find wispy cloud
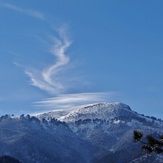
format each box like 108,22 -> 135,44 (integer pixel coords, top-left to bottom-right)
34,92 -> 116,110
25,27 -> 71,95
13,24 -> 117,111
24,28 -> 118,112
3,3 -> 44,20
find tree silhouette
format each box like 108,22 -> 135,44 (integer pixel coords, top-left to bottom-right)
0,155 -> 21,163
133,130 -> 163,154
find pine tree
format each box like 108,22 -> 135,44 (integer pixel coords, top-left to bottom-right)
133,130 -> 163,154
0,155 -> 21,163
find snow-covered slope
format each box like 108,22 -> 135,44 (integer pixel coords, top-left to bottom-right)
0,102 -> 162,163
38,102 -> 156,122
38,102 -> 163,163
0,115 -> 95,163
38,102 -> 133,121
59,102 -> 134,122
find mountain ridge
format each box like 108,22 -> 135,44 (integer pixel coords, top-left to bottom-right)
0,102 -> 162,163
37,102 -> 162,125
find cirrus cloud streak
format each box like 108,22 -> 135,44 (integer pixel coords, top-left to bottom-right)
3,3 -> 45,20
34,92 -> 117,110
25,28 -> 71,95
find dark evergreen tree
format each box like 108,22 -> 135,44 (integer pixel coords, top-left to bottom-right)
133,130 -> 163,154
0,155 -> 21,163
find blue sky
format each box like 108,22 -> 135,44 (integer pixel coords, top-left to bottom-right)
0,0 -> 163,118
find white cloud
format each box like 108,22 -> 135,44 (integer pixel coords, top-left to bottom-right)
25,27 -> 71,95
34,92 -> 116,110
3,3 -> 44,20
12,25 -> 117,111
23,28 -> 118,111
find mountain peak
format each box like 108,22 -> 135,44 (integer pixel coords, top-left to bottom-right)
81,102 -> 131,110
37,102 -> 134,123
58,102 -> 133,122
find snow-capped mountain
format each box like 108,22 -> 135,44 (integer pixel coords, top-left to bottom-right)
38,102 -> 131,120
58,102 -> 133,122
38,102 -> 155,123
0,102 -> 162,163
38,102 -> 163,163
0,115 -> 95,163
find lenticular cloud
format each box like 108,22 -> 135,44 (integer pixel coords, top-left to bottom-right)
34,92 -> 111,110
